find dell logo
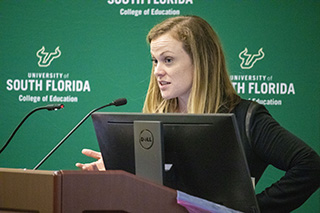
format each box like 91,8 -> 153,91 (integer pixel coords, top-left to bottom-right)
139,129 -> 154,150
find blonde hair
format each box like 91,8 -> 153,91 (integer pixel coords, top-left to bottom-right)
143,15 -> 240,113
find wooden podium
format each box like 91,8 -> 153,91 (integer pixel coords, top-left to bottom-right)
0,168 -> 188,213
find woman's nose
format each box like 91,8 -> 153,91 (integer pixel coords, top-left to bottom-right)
154,63 -> 165,77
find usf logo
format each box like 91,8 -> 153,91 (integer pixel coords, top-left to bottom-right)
36,46 -> 61,67
239,48 -> 265,69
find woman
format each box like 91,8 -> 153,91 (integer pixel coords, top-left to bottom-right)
76,16 -> 320,212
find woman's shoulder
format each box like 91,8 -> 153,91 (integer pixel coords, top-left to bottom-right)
233,99 -> 269,114
233,99 -> 255,115
232,99 -> 271,130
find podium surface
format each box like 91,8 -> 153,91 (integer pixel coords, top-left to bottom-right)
0,168 -> 187,213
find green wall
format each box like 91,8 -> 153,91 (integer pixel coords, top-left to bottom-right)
1,1 -> 319,212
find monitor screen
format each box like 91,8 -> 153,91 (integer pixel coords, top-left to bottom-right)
91,112 -> 259,212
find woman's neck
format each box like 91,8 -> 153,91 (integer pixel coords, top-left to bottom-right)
178,98 -> 188,113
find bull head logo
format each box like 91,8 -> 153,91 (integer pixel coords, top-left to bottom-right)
239,48 -> 265,69
36,46 -> 61,67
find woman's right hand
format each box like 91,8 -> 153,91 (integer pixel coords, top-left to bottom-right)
75,149 -> 106,171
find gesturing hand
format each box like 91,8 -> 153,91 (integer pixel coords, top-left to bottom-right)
76,149 -> 106,171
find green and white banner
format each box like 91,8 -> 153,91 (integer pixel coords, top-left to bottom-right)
1,1 -> 319,212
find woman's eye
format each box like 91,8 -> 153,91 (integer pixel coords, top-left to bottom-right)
151,58 -> 158,65
165,58 -> 173,63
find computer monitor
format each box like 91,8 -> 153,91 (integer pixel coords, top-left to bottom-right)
91,112 -> 259,213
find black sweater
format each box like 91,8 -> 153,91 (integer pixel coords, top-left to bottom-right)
233,99 -> 320,212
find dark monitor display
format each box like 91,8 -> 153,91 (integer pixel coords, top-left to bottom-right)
91,112 -> 259,213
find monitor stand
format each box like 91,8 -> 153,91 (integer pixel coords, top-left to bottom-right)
134,120 -> 164,185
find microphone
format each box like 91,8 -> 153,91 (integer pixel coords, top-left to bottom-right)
45,104 -> 65,111
33,98 -> 127,170
112,98 -> 127,106
0,104 -> 64,154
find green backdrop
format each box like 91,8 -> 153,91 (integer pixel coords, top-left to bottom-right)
1,1 -> 319,212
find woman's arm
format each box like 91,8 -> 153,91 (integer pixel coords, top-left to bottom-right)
249,105 -> 320,212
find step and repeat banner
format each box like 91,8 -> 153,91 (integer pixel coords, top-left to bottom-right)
1,1 -> 319,211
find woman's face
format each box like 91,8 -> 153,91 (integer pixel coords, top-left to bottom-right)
150,33 -> 194,105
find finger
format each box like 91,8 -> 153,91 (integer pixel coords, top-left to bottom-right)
75,163 -> 84,168
75,162 -> 98,171
81,149 -> 102,160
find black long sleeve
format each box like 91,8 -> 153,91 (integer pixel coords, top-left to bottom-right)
244,102 -> 320,212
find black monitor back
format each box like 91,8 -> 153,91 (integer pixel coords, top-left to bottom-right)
92,112 -> 259,213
